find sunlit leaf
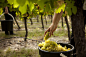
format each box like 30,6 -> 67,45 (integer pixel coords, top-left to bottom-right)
55,3 -> 66,13
13,0 -> 19,8
28,2 -> 34,12
7,0 -> 14,4
19,4 -> 27,14
16,0 -> 26,6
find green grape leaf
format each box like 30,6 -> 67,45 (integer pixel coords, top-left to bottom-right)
55,3 -> 66,13
28,0 -> 37,3
16,0 -> 26,6
19,4 -> 27,14
72,6 -> 77,15
13,0 -> 19,8
44,4 -> 50,12
67,8 -> 72,16
55,8 -> 61,13
37,0 -> 47,9
49,0 -> 54,8
0,0 -> 5,3
7,0 -> 14,4
37,2 -> 44,9
28,2 -> 34,12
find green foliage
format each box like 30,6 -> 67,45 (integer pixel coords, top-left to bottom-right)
72,6 -> 77,14
37,0 -> 45,9
19,2 -> 27,14
0,8 -> 3,15
28,1 -> 34,12
7,0 -> 19,8
49,0 -> 54,8
44,3 -> 50,12
6,0 -> 77,16
7,0 -> 14,4
55,3 -> 66,13
16,0 -> 26,6
65,0 -> 77,16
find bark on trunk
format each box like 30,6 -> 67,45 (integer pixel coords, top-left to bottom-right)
41,15 -> 44,29
24,17 -> 28,41
72,0 -> 86,57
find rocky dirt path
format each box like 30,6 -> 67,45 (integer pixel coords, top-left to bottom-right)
0,36 -> 69,51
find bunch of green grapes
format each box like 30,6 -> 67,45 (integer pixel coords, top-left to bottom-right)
44,32 -> 50,40
38,40 -> 71,52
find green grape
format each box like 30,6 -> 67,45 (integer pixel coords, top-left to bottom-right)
38,40 -> 71,52
38,43 -> 43,47
38,42 -> 45,47
41,47 -> 45,50
44,32 -> 50,40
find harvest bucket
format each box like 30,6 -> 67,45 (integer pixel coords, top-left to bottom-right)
0,13 -> 14,31
1,20 -> 13,31
38,43 -> 74,57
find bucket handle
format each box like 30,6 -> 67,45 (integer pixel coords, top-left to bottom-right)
0,13 -> 14,21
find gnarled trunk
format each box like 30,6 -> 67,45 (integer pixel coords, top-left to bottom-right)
72,0 -> 86,57
41,15 -> 44,29
24,17 -> 28,41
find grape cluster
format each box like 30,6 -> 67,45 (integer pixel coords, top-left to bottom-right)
38,40 -> 71,52
44,32 -> 50,40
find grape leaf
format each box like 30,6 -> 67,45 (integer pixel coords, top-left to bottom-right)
49,0 -> 54,8
28,2 -> 34,12
67,8 -> 72,16
19,4 -> 27,14
28,0 -> 38,3
44,4 -> 50,12
16,0 -> 26,6
72,6 -> 77,15
7,0 -> 14,4
55,3 -> 66,13
37,0 -> 48,9
13,0 -> 19,8
37,1 -> 44,9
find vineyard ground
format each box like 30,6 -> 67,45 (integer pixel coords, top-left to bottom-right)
0,16 -> 72,57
